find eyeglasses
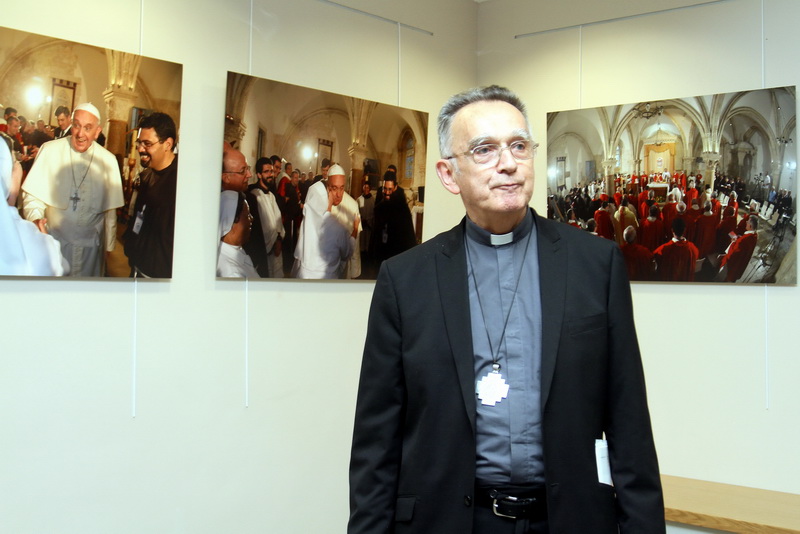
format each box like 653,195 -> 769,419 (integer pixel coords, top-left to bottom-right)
445,140 -> 538,165
135,139 -> 163,149
223,166 -> 251,175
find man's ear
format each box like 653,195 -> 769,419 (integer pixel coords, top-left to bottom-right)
436,159 -> 460,196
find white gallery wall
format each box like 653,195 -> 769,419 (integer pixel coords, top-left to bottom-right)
0,1 -> 797,533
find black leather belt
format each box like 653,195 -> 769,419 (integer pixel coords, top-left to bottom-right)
475,486 -> 547,520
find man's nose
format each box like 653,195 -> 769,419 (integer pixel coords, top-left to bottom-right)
496,145 -> 518,172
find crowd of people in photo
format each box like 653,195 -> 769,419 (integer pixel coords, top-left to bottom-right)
2,94 -> 421,280
2,98 -> 179,278
218,144 -> 418,280
548,170 -> 795,283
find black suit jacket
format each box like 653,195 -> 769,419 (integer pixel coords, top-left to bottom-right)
348,210 -> 664,533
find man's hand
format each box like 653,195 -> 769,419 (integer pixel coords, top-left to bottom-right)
352,216 -> 361,239
33,218 -> 48,234
273,239 -> 282,257
328,188 -> 336,212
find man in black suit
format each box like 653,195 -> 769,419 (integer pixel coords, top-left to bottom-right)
349,86 -> 664,533
53,106 -> 72,139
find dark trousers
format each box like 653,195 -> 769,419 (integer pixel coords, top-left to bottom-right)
473,504 -> 549,534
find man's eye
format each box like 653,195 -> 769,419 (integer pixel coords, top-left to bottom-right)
472,145 -> 496,157
510,141 -> 528,152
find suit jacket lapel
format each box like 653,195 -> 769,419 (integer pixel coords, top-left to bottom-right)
436,220 -> 477,435
536,214 -> 566,409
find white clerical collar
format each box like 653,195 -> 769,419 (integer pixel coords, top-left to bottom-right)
491,232 -> 514,246
465,209 -> 534,247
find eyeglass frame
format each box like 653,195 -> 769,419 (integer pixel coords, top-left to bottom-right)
222,165 -> 251,175
444,139 -> 539,166
135,139 -> 165,150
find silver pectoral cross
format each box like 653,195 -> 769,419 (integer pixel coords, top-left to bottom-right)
69,191 -> 80,211
476,363 -> 510,406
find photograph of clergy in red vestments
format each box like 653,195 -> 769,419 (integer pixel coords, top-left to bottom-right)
545,86 -> 797,285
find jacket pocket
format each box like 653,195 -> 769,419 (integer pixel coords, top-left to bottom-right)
394,495 -> 417,522
567,312 -> 607,335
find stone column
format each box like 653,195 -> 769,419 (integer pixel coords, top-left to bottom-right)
223,72 -> 254,148
223,114 -> 246,147
682,157 -> 694,174
344,97 -> 377,197
701,151 -> 721,191
102,50 -> 142,166
602,158 -> 616,197
348,144 -> 369,195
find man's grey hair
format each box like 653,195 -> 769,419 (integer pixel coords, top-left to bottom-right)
437,85 -> 529,157
623,225 -> 637,244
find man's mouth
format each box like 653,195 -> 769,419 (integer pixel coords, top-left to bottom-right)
494,182 -> 523,190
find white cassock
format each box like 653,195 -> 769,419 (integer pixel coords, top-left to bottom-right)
331,192 -> 362,279
251,187 -> 285,278
293,181 -> 355,279
217,242 -> 259,278
21,137 -> 123,276
0,142 -> 68,276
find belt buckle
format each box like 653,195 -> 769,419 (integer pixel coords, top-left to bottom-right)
492,494 -> 519,519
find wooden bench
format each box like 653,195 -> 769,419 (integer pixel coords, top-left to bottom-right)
662,475 -> 800,533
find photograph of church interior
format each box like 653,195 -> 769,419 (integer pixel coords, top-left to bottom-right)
221,73 -> 427,279
1,0 -> 798,533
0,24 -> 182,278
546,87 -> 796,284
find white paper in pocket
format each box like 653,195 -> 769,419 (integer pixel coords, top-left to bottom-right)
595,439 -> 613,486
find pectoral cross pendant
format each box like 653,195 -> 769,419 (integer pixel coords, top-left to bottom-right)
70,191 -> 80,211
476,363 -> 509,406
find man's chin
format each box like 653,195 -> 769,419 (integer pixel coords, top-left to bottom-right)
73,142 -> 91,153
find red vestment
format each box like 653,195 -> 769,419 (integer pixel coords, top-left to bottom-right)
661,202 -> 678,241
639,217 -> 666,252
694,214 -> 717,258
685,188 -> 699,207
638,190 -> 649,212
684,208 -> 703,244
710,198 -> 722,222
715,216 -> 737,254
622,242 -> 654,281
594,209 -> 615,241
721,232 -> 758,282
735,213 -> 753,236
653,239 -> 699,282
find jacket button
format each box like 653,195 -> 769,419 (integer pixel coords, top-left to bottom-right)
464,495 -> 472,507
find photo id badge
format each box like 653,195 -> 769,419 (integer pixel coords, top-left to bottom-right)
132,207 -> 146,235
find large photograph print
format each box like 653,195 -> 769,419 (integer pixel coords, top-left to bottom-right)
0,25 -> 182,278
220,72 -> 427,280
546,86 -> 796,285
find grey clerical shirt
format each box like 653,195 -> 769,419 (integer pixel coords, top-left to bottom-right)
465,209 -> 545,486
